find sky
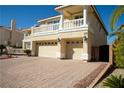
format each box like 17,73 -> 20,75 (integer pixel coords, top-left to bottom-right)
0,5 -> 123,43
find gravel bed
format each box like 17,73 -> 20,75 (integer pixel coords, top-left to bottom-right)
73,63 -> 107,88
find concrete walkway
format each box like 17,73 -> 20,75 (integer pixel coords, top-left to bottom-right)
0,56 -> 104,88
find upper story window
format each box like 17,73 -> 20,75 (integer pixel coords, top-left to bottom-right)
47,20 -> 59,24
74,15 -> 83,19
24,31 -> 31,37
99,26 -> 102,32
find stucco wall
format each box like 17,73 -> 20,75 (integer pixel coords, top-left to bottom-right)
11,30 -> 24,47
88,11 -> 107,47
0,27 -> 11,45
0,27 -> 23,47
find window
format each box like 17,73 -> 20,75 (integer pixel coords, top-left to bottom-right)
66,42 -> 70,44
74,15 -> 83,19
55,42 -> 57,45
99,26 -> 102,32
25,42 -> 31,49
76,41 -> 79,44
47,20 -> 59,24
72,41 -> 74,44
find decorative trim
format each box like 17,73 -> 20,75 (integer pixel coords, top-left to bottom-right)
33,26 -> 88,37
59,26 -> 88,33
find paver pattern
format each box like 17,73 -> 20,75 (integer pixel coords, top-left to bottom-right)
0,56 -> 104,88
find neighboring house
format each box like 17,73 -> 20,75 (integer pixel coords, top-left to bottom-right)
23,5 -> 108,61
0,20 -> 24,47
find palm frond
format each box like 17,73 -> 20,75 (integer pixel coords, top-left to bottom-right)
118,25 -> 124,31
103,74 -> 124,88
110,6 -> 124,31
109,25 -> 124,39
108,31 -> 120,39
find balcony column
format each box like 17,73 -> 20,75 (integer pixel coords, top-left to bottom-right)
82,32 -> 89,62
59,14 -> 64,30
31,26 -> 34,36
56,39 -> 66,59
22,41 -> 25,49
31,41 -> 36,56
83,6 -> 88,26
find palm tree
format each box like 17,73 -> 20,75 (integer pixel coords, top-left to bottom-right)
110,5 -> 124,36
110,6 -> 124,68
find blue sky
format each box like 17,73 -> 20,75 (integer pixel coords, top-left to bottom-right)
0,5 -> 59,29
0,5 -> 123,43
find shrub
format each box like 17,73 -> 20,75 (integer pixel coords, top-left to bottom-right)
0,44 -> 6,55
10,45 -> 22,48
24,49 -> 31,56
103,74 -> 124,88
113,32 -> 124,68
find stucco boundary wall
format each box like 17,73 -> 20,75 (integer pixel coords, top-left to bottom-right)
88,45 -> 113,88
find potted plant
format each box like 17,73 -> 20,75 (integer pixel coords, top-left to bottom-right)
24,49 -> 31,56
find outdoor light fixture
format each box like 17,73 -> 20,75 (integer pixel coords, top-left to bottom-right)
83,36 -> 88,41
57,38 -> 61,42
83,32 -> 88,42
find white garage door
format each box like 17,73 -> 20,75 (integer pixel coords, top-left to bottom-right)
66,40 -> 83,60
38,41 -> 58,58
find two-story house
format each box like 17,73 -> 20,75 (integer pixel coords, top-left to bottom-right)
23,5 -> 108,61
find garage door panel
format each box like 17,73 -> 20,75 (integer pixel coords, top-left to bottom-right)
38,45 -> 57,58
66,40 -> 83,60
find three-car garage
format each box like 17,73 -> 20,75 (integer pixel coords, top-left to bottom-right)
36,39 -> 84,60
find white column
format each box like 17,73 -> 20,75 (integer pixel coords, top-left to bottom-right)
30,41 -> 35,56
59,14 -> 64,30
56,39 -> 66,59
82,32 -> 89,62
31,26 -> 34,36
22,41 -> 25,49
83,6 -> 88,26
30,41 -> 32,50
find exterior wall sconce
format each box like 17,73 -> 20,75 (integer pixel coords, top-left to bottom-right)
83,36 -> 88,42
57,38 -> 61,42
83,32 -> 88,42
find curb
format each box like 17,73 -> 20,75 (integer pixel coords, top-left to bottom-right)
88,63 -> 112,88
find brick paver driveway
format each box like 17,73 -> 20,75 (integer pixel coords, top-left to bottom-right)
0,56 -> 104,88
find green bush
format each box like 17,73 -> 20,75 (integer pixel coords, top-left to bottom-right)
113,32 -> 124,68
103,74 -> 124,88
24,49 -> 31,56
10,45 -> 22,48
0,44 -> 6,55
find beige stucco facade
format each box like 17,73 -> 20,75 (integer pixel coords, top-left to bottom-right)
0,20 -> 24,47
23,5 -> 108,61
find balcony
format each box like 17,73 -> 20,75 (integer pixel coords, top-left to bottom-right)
32,18 -> 86,36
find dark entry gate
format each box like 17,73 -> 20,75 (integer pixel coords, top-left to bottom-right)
99,45 -> 109,62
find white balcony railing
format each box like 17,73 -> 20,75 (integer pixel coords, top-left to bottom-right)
33,23 -> 59,36
63,18 -> 84,29
30,18 -> 84,36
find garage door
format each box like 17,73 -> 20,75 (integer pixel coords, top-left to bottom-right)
66,40 -> 83,60
38,41 -> 58,58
